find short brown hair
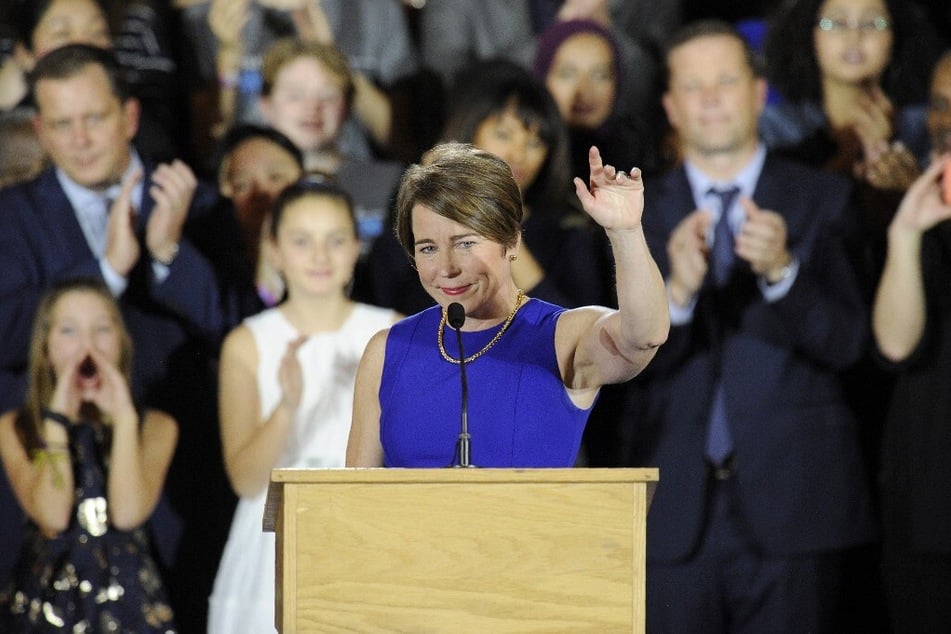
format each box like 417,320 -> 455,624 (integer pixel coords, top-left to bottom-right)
30,43 -> 130,102
394,143 -> 524,261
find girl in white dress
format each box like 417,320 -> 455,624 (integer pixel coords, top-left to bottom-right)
207,179 -> 400,633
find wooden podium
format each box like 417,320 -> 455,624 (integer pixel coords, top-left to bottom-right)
264,467 -> 657,633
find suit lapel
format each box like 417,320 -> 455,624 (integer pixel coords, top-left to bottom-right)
752,155 -> 808,246
28,169 -> 96,262
661,167 -> 699,236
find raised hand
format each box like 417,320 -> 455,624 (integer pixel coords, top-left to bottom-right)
890,155 -> 951,237
146,160 -> 197,263
735,197 -> 792,281
572,146 -> 644,231
208,0 -> 250,48
104,168 -> 143,276
296,0 -> 334,44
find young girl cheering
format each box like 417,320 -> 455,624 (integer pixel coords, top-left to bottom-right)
0,279 -> 178,631
208,179 -> 399,633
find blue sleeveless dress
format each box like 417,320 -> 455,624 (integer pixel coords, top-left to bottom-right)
380,298 -> 593,467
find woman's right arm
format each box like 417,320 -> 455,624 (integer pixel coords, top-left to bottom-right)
0,412 -> 74,536
219,325 -> 299,497
873,157 -> 951,362
346,328 -> 388,467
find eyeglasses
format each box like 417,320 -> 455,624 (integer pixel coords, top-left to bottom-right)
816,16 -> 891,33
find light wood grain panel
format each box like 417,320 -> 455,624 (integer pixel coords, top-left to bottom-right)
268,468 -> 656,633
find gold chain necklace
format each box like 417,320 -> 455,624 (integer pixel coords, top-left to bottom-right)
437,290 -> 526,364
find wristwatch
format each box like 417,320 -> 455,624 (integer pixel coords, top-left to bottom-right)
766,259 -> 795,285
151,242 -> 180,267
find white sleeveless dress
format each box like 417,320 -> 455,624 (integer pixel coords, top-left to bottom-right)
207,303 -> 396,633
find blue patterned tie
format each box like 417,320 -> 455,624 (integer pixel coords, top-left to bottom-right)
706,186 -> 740,466
710,186 -> 740,285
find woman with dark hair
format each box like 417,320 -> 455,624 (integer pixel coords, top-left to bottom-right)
762,5 -> 943,626
762,0 -> 941,191
443,59 -> 572,213
533,19 -> 663,179
364,59 -> 610,315
762,0 -> 948,300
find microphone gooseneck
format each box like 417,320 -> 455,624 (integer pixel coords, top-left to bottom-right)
447,302 -> 474,468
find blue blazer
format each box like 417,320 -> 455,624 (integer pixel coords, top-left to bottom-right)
632,155 -> 877,561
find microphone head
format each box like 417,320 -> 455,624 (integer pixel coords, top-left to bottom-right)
447,302 -> 466,329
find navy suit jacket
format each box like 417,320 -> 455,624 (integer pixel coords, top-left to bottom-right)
631,155 -> 877,561
0,164 -> 258,582
0,166 -> 258,408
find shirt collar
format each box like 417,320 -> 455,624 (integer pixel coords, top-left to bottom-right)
56,147 -> 145,216
683,143 -> 767,219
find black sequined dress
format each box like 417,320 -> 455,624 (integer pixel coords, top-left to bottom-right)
0,421 -> 176,632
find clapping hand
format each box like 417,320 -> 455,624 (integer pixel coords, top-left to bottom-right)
890,155 -> 951,237
852,84 -> 894,154
667,210 -> 712,306
861,140 -> 921,191
278,336 -> 307,411
146,160 -> 197,264
850,84 -> 916,189
735,197 -> 792,282
104,168 -> 143,276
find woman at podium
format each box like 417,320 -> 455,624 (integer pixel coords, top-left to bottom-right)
346,143 -> 668,468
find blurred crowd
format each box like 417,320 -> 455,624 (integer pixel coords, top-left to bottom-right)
1,0 -> 950,632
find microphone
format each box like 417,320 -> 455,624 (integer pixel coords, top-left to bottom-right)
447,302 -> 475,468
